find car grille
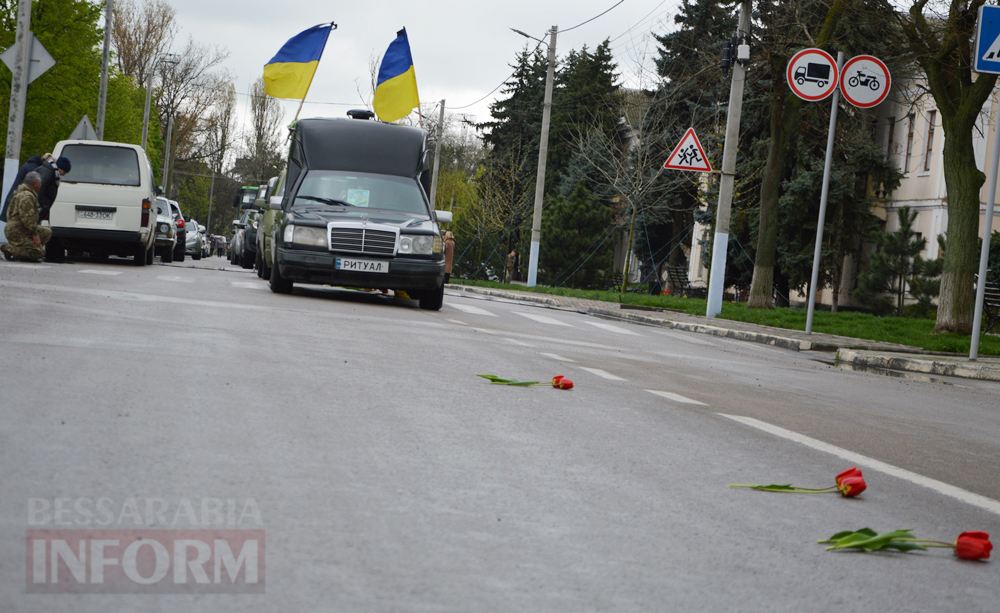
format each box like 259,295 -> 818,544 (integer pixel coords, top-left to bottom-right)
328,225 -> 397,255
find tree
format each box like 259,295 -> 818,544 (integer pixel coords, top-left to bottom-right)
232,77 -> 285,186
111,0 -> 177,87
540,181 -> 614,287
855,206 -> 941,315
896,0 -> 998,334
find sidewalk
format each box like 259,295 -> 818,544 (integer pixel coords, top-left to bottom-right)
446,284 -> 1000,383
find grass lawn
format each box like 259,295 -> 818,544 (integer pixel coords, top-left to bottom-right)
451,279 -> 1000,357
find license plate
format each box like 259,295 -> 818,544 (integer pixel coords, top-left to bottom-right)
335,257 -> 388,273
78,210 -> 113,220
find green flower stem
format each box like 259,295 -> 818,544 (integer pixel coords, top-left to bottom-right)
730,484 -> 839,493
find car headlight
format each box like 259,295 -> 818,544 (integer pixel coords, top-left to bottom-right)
399,234 -> 440,255
288,225 -> 327,248
157,222 -> 169,233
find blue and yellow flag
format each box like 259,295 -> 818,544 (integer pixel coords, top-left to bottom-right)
373,29 -> 420,122
263,24 -> 333,99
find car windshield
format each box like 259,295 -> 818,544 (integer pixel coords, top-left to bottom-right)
60,144 -> 141,187
291,170 -> 427,215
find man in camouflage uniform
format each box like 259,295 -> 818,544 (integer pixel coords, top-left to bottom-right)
1,172 -> 50,262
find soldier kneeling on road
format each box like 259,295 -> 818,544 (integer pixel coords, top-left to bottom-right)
2,172 -> 51,263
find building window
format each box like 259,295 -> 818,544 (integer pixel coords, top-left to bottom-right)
924,110 -> 936,172
886,116 -> 896,158
904,114 -> 915,173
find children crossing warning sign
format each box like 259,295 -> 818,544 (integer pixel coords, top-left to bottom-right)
663,128 -> 712,172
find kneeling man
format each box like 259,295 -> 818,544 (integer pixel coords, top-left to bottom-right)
2,172 -> 51,262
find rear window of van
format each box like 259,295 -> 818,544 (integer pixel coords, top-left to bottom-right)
60,144 -> 141,187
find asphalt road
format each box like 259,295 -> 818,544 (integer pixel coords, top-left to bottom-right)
2,255 -> 998,612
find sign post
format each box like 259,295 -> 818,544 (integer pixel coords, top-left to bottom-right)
969,5 -> 1000,360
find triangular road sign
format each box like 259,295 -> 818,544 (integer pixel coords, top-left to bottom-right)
69,115 -> 97,140
663,127 -> 712,172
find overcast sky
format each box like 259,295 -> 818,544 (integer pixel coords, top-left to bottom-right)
161,0 -> 683,133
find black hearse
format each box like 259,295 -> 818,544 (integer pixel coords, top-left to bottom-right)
267,113 -> 452,310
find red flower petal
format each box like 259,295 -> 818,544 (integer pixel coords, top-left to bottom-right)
955,532 -> 992,560
835,467 -> 863,486
837,476 -> 867,497
551,376 -> 573,389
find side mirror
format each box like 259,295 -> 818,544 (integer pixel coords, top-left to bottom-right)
253,198 -> 267,210
269,196 -> 283,211
235,222 -> 246,229
434,210 -> 453,224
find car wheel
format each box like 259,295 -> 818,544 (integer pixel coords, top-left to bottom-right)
255,250 -> 265,278
162,246 -> 174,263
132,243 -> 147,266
259,252 -> 271,280
269,258 -> 293,294
145,244 -> 154,265
418,282 -> 444,311
241,247 -> 254,270
174,245 -> 185,262
44,239 -> 65,263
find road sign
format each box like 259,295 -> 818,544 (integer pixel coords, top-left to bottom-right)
840,55 -> 890,108
69,116 -> 97,140
787,48 -> 838,101
975,5 -> 1000,74
663,128 -> 712,172
0,33 -> 55,85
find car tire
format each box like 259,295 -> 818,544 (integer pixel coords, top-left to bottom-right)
241,247 -> 254,270
146,244 -> 154,265
269,258 -> 293,294
418,282 -> 444,311
259,251 -> 271,280
44,239 -> 65,263
174,246 -> 185,262
132,243 -> 147,266
162,246 -> 174,263
255,250 -> 264,278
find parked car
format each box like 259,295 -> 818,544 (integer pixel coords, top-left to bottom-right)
153,196 -> 177,262
168,200 -> 186,262
268,113 -> 452,309
184,218 -> 204,260
255,173 -> 285,279
45,140 -> 157,265
230,216 -> 245,266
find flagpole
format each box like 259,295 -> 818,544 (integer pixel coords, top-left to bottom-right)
292,21 -> 336,124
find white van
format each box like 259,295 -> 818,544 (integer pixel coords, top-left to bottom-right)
46,140 -> 157,265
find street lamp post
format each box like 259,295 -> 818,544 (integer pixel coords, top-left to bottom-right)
512,26 -> 557,287
143,54 -> 178,153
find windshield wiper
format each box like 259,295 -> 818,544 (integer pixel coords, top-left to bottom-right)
297,195 -> 355,207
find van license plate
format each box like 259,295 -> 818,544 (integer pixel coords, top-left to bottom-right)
336,257 -> 388,273
78,210 -> 113,220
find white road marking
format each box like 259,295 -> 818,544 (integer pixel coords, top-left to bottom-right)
506,339 -> 536,347
652,329 -> 715,346
721,414 -> 1000,517
646,390 -> 707,405
78,269 -> 122,276
447,319 -> 469,326
515,311 -> 573,326
231,281 -> 266,289
541,352 -> 575,363
449,303 -> 497,317
2,263 -> 50,269
580,367 -> 627,381
158,275 -> 193,283
585,320 -> 639,336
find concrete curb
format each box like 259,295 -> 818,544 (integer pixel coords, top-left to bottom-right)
837,349 -> 1000,382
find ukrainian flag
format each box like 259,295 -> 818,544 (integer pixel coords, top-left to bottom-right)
373,29 -> 420,122
263,24 -> 333,99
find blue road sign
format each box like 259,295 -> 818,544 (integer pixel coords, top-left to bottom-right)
975,5 -> 1000,74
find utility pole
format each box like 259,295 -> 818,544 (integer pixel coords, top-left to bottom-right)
706,0 -> 751,317
527,26 -> 557,287
2,0 -> 33,241
141,66 -> 154,150
161,114 -> 173,197
429,99 -> 445,209
96,0 -> 113,140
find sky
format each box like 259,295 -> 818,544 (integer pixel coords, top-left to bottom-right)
160,0 -> 683,134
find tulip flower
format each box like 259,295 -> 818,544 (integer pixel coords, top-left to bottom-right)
955,531 -> 992,560
552,376 -> 574,390
821,528 -> 992,560
731,467 -> 866,497
477,374 -> 574,389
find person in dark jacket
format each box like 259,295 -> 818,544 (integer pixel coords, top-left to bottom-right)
1,154 -> 70,222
